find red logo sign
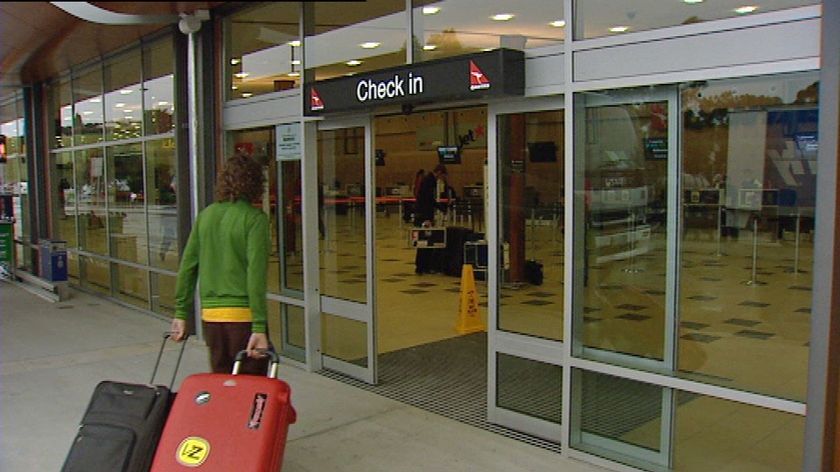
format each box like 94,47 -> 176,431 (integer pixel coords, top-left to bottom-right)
469,61 -> 490,91
310,87 -> 325,111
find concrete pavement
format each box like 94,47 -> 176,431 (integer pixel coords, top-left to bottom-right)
0,280 -> 613,472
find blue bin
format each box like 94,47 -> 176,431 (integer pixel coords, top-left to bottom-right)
40,239 -> 67,282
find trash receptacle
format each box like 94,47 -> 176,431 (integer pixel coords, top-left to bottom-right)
40,239 -> 67,282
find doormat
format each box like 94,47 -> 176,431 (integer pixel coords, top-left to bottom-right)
319,333 -> 563,453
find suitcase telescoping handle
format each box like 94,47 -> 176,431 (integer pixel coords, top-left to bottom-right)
150,331 -> 189,388
232,349 -> 280,379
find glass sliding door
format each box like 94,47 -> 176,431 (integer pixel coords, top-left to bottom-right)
570,86 -> 679,468
317,117 -> 376,384
488,96 -> 566,442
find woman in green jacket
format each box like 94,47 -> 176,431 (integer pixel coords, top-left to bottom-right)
170,154 -> 270,375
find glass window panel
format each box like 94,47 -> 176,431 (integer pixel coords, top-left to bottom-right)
80,254 -> 111,294
576,93 -> 668,362
151,272 -> 176,317
412,0 -> 565,62
54,150 -> 77,247
321,312 -> 368,367
143,38 -> 175,135
497,353 -> 562,424
278,159 -> 304,293
305,0 -> 407,81
103,53 -> 142,142
497,109 -> 564,340
73,67 -> 104,146
106,143 -> 145,264
224,3 -> 302,100
572,370 -> 805,472
51,77 -> 73,149
319,127 -> 367,303
574,0 -> 818,40
268,301 -> 306,363
77,148 -> 108,256
678,72 -> 817,401
114,264 -> 148,308
672,392 -> 804,472
573,369 -> 662,453
147,139 -> 177,269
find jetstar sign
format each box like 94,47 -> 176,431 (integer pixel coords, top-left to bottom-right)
305,48 -> 523,116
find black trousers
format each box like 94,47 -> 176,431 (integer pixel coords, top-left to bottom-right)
202,321 -> 269,375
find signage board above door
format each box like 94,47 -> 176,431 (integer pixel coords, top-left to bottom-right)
304,49 -> 524,116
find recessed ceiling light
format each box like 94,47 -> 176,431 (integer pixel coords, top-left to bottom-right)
119,89 -> 133,95
360,42 -> 381,49
422,6 -> 440,15
287,71 -> 300,77
734,5 -> 758,14
549,20 -> 566,28
230,58 -> 241,65
288,40 -> 301,47
241,92 -> 253,98
234,72 -> 249,79
290,60 -> 301,66
491,13 -> 514,21
423,44 -> 437,51
684,0 -> 704,3
346,60 -> 363,66
609,26 -> 629,33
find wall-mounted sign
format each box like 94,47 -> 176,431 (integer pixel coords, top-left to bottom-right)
275,123 -> 301,160
304,49 -> 524,116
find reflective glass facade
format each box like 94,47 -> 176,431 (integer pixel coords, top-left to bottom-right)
5,2 -> 835,471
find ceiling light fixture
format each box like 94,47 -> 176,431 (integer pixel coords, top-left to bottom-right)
360,42 -> 381,49
684,0 -> 704,4
609,26 -> 629,33
422,6 -> 440,15
491,13 -> 515,21
423,44 -> 437,51
549,20 -> 566,28
230,58 -> 241,65
734,5 -> 758,14
346,60 -> 363,66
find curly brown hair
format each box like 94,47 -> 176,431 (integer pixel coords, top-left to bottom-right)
215,154 -> 265,203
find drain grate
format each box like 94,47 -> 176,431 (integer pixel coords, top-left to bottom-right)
318,333 -> 563,454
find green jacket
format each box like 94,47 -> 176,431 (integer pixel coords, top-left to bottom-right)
174,199 -> 269,333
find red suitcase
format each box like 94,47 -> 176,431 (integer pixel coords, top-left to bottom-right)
150,350 -> 296,472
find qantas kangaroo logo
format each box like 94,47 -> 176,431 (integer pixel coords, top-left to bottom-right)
310,87 -> 325,111
469,61 -> 490,91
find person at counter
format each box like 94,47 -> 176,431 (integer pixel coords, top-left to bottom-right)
414,164 -> 448,274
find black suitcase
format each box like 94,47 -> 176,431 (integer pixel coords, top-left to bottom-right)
525,259 -> 544,285
61,332 -> 187,472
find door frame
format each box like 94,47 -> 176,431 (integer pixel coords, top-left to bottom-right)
486,95 -> 566,442
314,115 -> 377,385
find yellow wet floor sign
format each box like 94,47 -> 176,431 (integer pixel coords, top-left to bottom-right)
456,264 -> 486,334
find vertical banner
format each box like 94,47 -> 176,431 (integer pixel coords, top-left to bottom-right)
0,222 -> 12,268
